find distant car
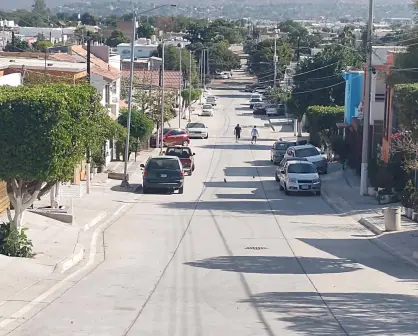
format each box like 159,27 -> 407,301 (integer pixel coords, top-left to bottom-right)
164,146 -> 195,175
245,84 -> 257,92
185,122 -> 208,139
284,144 -> 328,174
253,102 -> 267,115
220,73 -> 229,79
271,141 -> 299,164
205,96 -> 217,106
276,160 -> 321,195
149,128 -> 190,147
141,156 -> 185,194
201,103 -> 214,116
249,96 -> 262,109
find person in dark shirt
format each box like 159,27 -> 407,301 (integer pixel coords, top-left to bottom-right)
234,124 -> 242,142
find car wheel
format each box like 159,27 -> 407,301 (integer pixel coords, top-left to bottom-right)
182,140 -> 189,146
323,169 -> 328,174
143,187 -> 149,194
205,134 -> 209,139
316,190 -> 321,196
192,164 -> 195,172
178,186 -> 184,194
284,184 -> 290,195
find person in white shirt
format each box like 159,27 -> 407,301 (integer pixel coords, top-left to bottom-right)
251,126 -> 259,144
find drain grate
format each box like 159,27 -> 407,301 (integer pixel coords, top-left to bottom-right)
245,246 -> 268,250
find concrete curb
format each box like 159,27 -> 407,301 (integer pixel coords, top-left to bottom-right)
358,217 -> 383,235
83,211 -> 107,232
56,243 -> 84,274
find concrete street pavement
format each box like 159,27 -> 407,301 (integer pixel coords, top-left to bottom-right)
4,71 -> 418,336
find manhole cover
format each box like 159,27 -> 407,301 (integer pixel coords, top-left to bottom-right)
245,246 -> 268,250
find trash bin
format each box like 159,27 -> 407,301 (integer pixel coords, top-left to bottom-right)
383,207 -> 401,231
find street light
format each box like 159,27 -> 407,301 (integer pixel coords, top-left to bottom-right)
121,4 -> 177,187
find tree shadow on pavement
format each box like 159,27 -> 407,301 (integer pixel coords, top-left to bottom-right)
223,166 -> 275,178
239,291 -> 418,335
201,144 -> 272,150
299,238 -> 418,280
185,256 -> 361,274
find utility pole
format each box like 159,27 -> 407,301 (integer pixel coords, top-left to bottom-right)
11,31 -> 15,52
203,49 -> 206,91
121,11 -> 136,187
160,40 -> 165,154
188,51 -> 192,122
273,28 -> 278,87
199,50 -> 203,104
206,48 -> 210,78
178,43 -> 182,128
86,31 -> 92,194
360,0 -> 374,196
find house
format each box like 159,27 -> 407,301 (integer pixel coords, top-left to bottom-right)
117,39 -> 159,60
121,68 -> 182,90
342,70 -> 364,126
120,57 -> 162,71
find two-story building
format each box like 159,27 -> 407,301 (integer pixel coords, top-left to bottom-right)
117,39 -> 159,60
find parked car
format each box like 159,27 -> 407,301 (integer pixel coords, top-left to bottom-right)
185,122 -> 208,139
249,96 -> 262,109
149,128 -> 190,147
164,146 -> 195,175
271,141 -> 299,164
253,102 -> 267,115
206,96 -> 217,106
283,144 -> 328,174
141,156 -> 185,194
245,84 -> 257,92
277,157 -> 308,171
201,103 -> 214,116
276,160 -> 321,195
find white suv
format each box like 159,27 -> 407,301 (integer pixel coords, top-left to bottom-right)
283,144 -> 328,174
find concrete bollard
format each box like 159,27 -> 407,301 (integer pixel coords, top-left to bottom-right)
383,207 -> 401,232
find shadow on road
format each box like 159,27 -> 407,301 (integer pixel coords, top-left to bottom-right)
239,291 -> 418,335
185,256 -> 361,274
201,144 -> 272,150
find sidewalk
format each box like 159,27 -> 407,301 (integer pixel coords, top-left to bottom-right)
321,166 -> 418,267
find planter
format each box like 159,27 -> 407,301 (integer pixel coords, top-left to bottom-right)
368,187 -> 377,197
93,167 -> 98,175
377,192 -> 400,205
97,165 -> 105,173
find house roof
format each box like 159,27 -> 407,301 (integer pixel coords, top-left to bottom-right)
0,57 -> 86,72
121,69 -> 181,89
69,46 -> 120,81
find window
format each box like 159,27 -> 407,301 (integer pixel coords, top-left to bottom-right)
275,142 -> 291,150
187,123 -> 205,128
166,148 -> 191,158
203,104 -> 212,109
288,163 -> 317,174
148,158 -> 180,170
105,84 -> 110,104
295,147 -> 319,157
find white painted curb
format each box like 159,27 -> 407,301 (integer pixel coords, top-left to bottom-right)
57,243 -> 84,274
83,211 -> 107,231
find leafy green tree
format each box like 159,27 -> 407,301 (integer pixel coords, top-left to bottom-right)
0,83 -> 123,231
80,12 -> 97,26
209,41 -> 241,73
32,40 -> 53,52
181,87 -> 201,109
248,39 -> 292,84
137,23 -> 155,38
305,105 -> 344,146
290,44 -> 362,120
118,107 -> 154,141
4,40 -> 30,52
337,25 -> 356,48
105,29 -> 129,47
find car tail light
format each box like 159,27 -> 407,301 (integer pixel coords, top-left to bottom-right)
180,171 -> 184,177
143,171 -> 148,177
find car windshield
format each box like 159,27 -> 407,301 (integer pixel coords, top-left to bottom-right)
147,158 -> 180,170
163,128 -> 171,135
295,147 -> 320,157
186,123 -> 205,128
203,104 -> 212,109
275,142 -> 291,150
166,148 -> 192,158
251,98 -> 262,102
288,164 -> 317,174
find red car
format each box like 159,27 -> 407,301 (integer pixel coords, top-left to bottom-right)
164,146 -> 195,175
150,128 -> 190,147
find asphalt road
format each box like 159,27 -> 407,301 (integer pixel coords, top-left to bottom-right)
8,70 -> 418,336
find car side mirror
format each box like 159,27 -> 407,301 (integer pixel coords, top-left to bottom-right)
193,153 -> 195,155
140,164 -> 145,169
162,151 -> 166,154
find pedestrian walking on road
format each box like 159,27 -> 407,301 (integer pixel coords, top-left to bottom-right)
251,126 -> 259,144
234,124 -> 242,142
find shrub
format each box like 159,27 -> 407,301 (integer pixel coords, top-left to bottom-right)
401,180 -> 416,208
331,135 -> 350,163
0,222 -> 34,258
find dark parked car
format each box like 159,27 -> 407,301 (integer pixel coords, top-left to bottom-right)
141,156 -> 185,194
271,141 -> 298,164
150,128 -> 190,147
164,146 -> 195,175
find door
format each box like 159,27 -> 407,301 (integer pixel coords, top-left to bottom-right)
164,130 -> 176,146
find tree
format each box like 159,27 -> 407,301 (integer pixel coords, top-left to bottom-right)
248,39 -> 293,84
290,44 -> 362,119
137,23 -> 155,38
337,25 -> 356,48
80,12 -> 97,26
32,40 -> 53,52
181,87 -> 201,110
305,105 -> 344,146
105,30 -> 129,48
3,40 -> 31,52
118,107 -> 154,141
0,83 -> 124,231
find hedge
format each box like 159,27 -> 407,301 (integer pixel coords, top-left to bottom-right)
306,105 -> 344,146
